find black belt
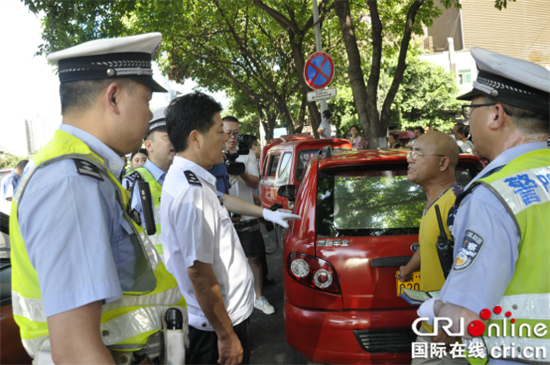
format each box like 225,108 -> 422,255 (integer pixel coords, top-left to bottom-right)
233,218 -> 260,230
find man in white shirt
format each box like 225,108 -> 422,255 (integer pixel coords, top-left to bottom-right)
223,116 -> 275,315
162,93 -> 300,364
161,93 -> 253,365
317,109 -> 333,139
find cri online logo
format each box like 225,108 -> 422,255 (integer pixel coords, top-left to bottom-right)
468,306 -> 513,337
413,306 -> 548,339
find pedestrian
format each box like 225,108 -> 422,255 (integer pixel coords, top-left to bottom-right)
417,48 -> 550,363
1,159 -> 27,202
388,133 -> 401,148
414,126 -> 425,139
348,125 -> 366,149
456,125 -> 474,154
424,125 -> 434,133
130,148 -> 148,169
396,131 -> 465,365
161,92 -> 300,365
452,122 -> 465,150
10,33 -> 188,364
223,116 -> 275,315
122,106 -> 174,261
317,110 -> 333,139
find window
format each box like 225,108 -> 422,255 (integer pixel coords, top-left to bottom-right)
459,69 -> 472,85
268,154 -> 280,177
296,149 -> 319,182
276,153 -> 292,185
316,166 -> 426,237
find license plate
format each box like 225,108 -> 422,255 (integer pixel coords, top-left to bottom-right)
396,271 -> 420,296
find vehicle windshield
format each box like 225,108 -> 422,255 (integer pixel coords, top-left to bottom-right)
317,167 -> 425,237
296,148 -> 347,182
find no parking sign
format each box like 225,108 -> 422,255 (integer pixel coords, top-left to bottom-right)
304,52 -> 334,90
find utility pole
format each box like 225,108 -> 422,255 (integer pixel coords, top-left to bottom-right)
312,0 -> 327,114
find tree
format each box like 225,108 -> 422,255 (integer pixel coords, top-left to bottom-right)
333,0 -> 513,147
387,56 -> 461,132
23,0 -> 305,138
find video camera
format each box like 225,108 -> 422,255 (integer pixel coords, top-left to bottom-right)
223,134 -> 253,175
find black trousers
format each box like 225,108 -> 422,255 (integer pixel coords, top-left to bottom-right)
186,318 -> 251,365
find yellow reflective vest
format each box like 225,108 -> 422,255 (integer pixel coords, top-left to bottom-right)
124,167 -> 164,259
10,130 -> 186,358
463,148 -> 550,364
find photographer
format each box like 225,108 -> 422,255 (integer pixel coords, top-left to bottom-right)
223,116 -> 275,315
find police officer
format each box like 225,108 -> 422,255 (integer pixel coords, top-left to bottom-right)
123,106 -> 174,261
418,48 -> 550,364
10,33 -> 187,364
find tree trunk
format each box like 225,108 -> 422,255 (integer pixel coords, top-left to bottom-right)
334,1 -> 370,144
366,0 -> 386,148
380,0 -> 425,128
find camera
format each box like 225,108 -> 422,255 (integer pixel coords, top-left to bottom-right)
223,135 -> 251,175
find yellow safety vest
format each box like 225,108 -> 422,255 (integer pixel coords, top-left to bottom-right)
462,148 -> 550,364
124,167 -> 164,259
10,130 -> 186,358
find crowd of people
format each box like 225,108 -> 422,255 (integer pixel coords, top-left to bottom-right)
6,30 -> 549,365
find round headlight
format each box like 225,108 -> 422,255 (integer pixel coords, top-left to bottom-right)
313,269 -> 333,288
290,258 -> 310,278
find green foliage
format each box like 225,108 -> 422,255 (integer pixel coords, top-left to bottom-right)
0,153 -> 28,170
387,56 -> 461,132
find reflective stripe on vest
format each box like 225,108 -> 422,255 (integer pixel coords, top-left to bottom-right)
462,149 -> 550,365
12,286 -> 183,323
125,167 -> 164,258
10,130 -> 186,358
22,305 -> 188,358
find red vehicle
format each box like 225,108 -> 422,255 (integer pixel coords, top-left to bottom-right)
0,211 -> 32,365
279,148 -> 483,364
259,136 -> 352,212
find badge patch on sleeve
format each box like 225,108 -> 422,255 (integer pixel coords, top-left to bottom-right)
453,229 -> 485,272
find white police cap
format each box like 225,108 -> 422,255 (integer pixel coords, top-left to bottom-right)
47,32 -> 167,93
458,48 -> 550,116
147,106 -> 168,136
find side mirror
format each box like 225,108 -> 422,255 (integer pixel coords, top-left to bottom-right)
278,184 -> 297,199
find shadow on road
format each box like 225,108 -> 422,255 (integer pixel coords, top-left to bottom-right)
249,225 -> 308,365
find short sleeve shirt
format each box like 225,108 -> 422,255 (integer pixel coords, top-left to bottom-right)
207,163 -> 231,195
319,119 -> 331,139
160,156 -> 254,330
441,143 -> 547,319
18,124 -> 129,317
1,172 -> 18,201
123,159 -> 165,230
419,185 -> 460,292
228,150 -> 259,221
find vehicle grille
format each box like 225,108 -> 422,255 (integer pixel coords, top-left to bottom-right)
354,328 -> 415,353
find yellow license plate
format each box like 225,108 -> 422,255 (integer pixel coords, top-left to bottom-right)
396,271 -> 420,296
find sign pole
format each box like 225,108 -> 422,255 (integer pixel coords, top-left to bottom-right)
312,0 -> 327,114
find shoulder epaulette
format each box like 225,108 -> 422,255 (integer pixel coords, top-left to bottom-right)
125,170 -> 143,183
74,159 -> 104,181
184,170 -> 201,186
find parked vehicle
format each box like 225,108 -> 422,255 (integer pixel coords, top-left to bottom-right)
259,136 -> 352,212
0,210 -> 32,365
279,148 -> 484,364
259,136 -> 352,244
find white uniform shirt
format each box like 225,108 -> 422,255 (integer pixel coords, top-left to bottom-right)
161,156 -> 254,331
228,150 -> 259,221
319,118 -> 332,139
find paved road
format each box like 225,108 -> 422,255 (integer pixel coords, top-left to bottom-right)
248,226 -> 309,365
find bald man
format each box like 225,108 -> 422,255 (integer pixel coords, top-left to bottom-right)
396,132 -> 466,365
